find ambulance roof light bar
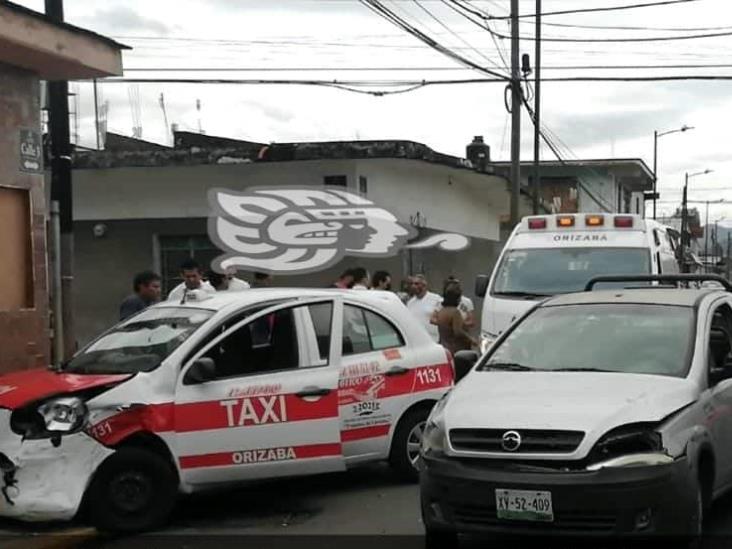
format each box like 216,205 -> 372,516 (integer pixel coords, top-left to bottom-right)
528,218 -> 547,230
614,216 -> 634,228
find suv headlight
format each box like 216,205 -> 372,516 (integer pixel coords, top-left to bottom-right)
421,395 -> 450,455
480,333 -> 497,354
587,423 -> 671,470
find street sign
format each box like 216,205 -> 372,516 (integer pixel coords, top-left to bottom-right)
19,129 -> 43,173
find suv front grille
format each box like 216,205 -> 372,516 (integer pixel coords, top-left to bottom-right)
449,429 -> 584,454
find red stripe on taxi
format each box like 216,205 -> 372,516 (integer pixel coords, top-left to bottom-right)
179,442 -> 342,469
340,424 -> 391,442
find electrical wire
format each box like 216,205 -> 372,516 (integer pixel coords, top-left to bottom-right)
409,0 -> 506,71
357,0 -> 511,79
485,0 -> 701,20
120,63 -> 732,72
454,0 -> 727,42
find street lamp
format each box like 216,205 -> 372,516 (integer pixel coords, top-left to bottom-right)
653,125 -> 694,220
680,168 -> 712,272
704,199 -> 725,272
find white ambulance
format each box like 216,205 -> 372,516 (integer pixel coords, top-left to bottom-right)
476,214 -> 680,352
0,289 -> 452,531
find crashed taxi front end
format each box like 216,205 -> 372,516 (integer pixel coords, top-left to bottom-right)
0,370 -> 132,521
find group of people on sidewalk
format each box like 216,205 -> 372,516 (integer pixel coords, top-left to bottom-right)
329,268 -> 477,356
119,260 -> 478,356
118,259 -> 273,321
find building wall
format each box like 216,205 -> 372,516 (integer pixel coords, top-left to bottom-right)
73,215 -> 500,346
72,159 -> 508,240
0,63 -> 49,372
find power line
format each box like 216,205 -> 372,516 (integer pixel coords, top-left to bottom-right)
97,76 -> 732,87
454,0 -> 727,41
357,0 -> 511,79
409,0 -> 505,70
120,63 -> 732,72
485,0 -> 701,20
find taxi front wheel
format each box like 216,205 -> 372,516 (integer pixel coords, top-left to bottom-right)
86,447 -> 178,532
389,407 -> 429,481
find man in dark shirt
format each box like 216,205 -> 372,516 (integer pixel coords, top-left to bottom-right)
119,271 -> 162,321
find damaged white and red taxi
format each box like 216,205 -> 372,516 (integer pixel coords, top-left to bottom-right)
0,288 -> 453,531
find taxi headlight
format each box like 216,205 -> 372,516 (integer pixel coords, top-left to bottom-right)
38,397 -> 88,433
480,333 -> 497,354
11,396 -> 88,439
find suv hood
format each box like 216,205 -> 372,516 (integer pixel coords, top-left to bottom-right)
0,369 -> 132,410
446,371 -> 697,437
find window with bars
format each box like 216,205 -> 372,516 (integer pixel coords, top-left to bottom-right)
159,235 -> 220,294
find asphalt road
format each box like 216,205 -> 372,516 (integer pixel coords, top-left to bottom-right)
5,462 -> 732,548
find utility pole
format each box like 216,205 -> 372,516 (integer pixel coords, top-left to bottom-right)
532,0 -> 541,215
705,200 -> 710,273
681,173 -> 689,273
652,131 -> 658,219
727,233 -> 731,281
510,0 -> 521,226
93,79 -> 100,150
45,0 -> 75,359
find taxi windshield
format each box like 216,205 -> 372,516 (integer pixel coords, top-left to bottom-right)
63,307 -> 214,375
492,248 -> 651,296
480,304 -> 695,378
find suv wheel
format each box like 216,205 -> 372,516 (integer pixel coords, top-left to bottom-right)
389,407 -> 429,481
86,447 -> 178,532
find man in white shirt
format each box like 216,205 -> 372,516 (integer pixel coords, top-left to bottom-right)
167,259 -> 216,302
407,274 -> 442,342
350,267 -> 370,291
225,267 -> 251,291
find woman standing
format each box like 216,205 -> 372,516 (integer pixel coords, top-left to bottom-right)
432,285 -> 476,356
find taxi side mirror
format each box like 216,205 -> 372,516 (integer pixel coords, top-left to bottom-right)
475,275 -> 489,298
454,350 -> 479,382
184,357 -> 217,384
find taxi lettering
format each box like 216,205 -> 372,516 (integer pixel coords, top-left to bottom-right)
232,446 -> 296,464
220,395 -> 288,427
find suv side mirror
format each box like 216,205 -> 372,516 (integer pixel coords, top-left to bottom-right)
475,275 -> 489,298
184,357 -> 217,384
454,350 -> 479,382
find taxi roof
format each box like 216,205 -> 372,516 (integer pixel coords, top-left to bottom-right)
149,288 -> 401,312
543,288 -> 724,308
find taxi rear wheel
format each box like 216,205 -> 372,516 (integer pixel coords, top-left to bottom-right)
86,447 -> 178,532
389,407 -> 429,481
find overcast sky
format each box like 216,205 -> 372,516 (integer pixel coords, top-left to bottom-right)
15,0 -> 732,221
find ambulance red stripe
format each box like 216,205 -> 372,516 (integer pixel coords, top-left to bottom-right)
340,424 -> 391,442
179,442 -> 342,469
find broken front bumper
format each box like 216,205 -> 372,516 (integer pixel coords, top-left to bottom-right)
0,410 -> 113,522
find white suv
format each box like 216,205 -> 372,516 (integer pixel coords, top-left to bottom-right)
421,275 -> 732,545
0,289 -> 452,531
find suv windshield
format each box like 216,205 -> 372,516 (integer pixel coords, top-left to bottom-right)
64,307 -> 214,375
492,248 -> 651,296
480,304 -> 694,378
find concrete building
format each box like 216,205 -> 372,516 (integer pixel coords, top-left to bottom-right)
70,132 -> 536,343
491,158 -> 654,215
0,1 -> 123,372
